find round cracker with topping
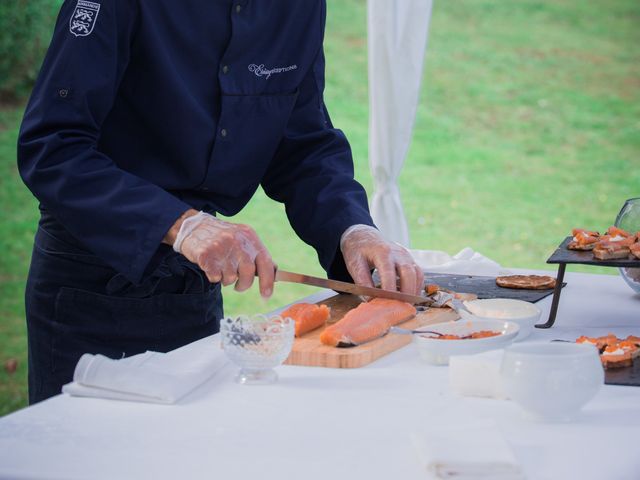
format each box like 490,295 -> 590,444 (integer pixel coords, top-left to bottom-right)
496,275 -> 556,290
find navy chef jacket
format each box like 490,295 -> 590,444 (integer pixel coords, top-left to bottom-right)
18,0 -> 375,284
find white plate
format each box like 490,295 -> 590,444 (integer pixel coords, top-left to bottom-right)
462,298 -> 541,341
413,319 -> 520,365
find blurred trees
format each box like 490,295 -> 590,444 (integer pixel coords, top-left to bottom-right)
0,0 -> 61,101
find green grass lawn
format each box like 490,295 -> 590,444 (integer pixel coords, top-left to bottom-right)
0,0 -> 638,415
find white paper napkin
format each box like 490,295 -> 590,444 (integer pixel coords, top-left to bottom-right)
411,419 -> 524,479
62,335 -> 227,404
410,247 -> 511,277
449,350 -> 508,399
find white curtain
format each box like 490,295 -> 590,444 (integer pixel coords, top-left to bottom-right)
367,0 -> 433,246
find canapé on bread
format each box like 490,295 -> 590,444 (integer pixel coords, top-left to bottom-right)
577,334 -> 640,369
593,242 -> 631,260
568,228 -> 600,251
495,275 -> 556,290
567,226 -> 640,260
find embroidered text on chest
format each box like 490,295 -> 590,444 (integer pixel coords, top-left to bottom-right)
69,0 -> 101,37
248,63 -> 298,80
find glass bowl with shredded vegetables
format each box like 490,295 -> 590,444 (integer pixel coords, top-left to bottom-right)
220,314 -> 295,385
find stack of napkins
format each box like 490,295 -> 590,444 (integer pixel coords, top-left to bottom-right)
409,247 -> 510,277
412,419 -> 524,479
62,336 -> 227,404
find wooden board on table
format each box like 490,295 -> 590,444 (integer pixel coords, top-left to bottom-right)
284,293 -> 471,369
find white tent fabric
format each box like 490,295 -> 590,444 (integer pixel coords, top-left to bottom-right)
367,0 -> 433,246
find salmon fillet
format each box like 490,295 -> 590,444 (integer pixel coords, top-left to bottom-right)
320,298 -> 416,347
281,303 -> 331,337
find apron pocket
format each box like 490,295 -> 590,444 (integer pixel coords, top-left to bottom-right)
51,285 -> 221,374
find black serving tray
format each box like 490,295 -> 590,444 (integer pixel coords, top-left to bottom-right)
422,272 -> 560,303
547,237 -> 640,268
538,236 -> 640,329
605,361 -> 640,387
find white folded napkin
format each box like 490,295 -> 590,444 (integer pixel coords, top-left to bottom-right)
411,419 -> 524,479
409,247 -> 510,277
62,335 -> 228,404
449,350 -> 508,399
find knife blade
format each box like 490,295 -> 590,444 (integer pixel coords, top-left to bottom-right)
274,269 -> 432,305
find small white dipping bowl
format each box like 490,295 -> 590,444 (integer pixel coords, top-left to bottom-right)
413,319 -> 519,365
500,342 -> 603,422
462,298 -> 541,341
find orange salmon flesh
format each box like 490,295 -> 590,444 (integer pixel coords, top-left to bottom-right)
280,303 -> 331,337
320,298 -> 416,347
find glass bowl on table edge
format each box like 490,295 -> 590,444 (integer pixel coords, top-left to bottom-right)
219,314 -> 295,385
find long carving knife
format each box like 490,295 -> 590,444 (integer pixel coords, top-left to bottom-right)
274,269 -> 432,305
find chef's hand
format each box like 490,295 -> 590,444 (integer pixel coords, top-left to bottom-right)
340,225 -> 423,295
165,210 -> 275,298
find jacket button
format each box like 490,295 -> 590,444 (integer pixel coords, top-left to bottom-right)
220,128 -> 228,137
58,89 -> 69,98
222,65 -> 229,74
235,4 -> 242,13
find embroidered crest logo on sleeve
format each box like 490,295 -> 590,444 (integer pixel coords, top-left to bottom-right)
69,1 -> 101,37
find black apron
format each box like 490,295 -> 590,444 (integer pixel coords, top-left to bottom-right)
25,211 -> 222,404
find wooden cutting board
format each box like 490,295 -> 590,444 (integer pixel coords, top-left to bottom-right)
284,293 -> 466,369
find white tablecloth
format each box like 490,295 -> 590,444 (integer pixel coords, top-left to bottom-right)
0,269 -> 639,480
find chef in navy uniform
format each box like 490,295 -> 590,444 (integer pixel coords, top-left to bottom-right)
18,0 -> 424,403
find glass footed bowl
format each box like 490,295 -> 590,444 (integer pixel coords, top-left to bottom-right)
220,314 -> 294,385
614,197 -> 640,293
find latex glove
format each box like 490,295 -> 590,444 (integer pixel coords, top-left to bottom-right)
340,225 -> 423,295
173,211 -> 275,297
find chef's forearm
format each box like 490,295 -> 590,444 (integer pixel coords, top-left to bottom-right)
163,208 -> 199,246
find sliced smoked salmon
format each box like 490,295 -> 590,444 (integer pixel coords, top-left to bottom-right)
568,228 -> 600,250
319,298 -> 416,347
281,303 -> 331,337
572,228 -> 599,237
606,226 -> 632,238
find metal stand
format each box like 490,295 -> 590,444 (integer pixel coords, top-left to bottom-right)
535,263 -> 566,329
